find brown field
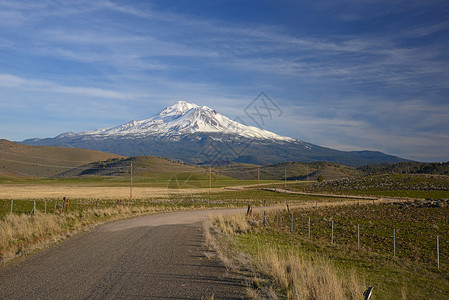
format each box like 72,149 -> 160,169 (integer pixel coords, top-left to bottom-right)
0,184 -> 220,200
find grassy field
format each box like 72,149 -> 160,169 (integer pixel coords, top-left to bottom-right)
286,174 -> 449,199
0,175 -> 283,201
0,187 -> 347,218
217,203 -> 449,299
0,175 -> 278,187
3,172 -> 448,298
0,184 -> 329,265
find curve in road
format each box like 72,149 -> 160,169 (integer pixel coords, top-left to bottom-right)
0,208 -> 248,299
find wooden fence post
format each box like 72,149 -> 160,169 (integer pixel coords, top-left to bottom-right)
61,197 -> 66,214
10,199 -> 13,215
66,198 -> 70,213
246,205 -> 252,217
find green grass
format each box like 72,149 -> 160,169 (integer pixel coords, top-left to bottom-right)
235,204 -> 449,299
0,188 -> 351,219
0,175 -> 280,188
321,189 -> 449,199
286,174 -> 449,199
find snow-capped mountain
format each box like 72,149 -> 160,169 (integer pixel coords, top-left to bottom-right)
22,101 -> 408,166
60,101 -> 294,142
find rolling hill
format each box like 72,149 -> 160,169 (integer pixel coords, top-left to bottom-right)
55,155 -> 209,179
54,155 -> 237,189
215,161 -> 362,181
0,139 -> 124,178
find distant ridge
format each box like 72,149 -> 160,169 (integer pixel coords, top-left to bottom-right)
0,139 -> 124,178
22,101 -> 410,167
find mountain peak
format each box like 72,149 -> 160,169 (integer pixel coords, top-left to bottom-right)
20,101 -> 410,166
158,100 -> 199,118
62,101 -> 295,141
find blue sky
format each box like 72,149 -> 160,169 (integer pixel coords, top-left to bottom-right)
1,0 -> 448,162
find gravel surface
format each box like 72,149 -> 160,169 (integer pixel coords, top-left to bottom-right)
0,209 -> 248,299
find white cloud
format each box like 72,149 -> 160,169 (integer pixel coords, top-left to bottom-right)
1,0 -> 448,161
0,74 -> 137,99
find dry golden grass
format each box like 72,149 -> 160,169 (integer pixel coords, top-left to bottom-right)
209,214 -> 366,300
0,205 -> 182,263
212,214 -> 252,235
0,185 -> 220,200
256,248 -> 365,299
0,212 -> 67,261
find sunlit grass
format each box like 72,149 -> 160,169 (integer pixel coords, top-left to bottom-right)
233,204 -> 449,299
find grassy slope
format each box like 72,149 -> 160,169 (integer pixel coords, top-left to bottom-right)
56,156 -> 206,178
359,161 -> 449,175
53,155 -> 259,188
287,174 -> 449,199
0,139 -> 124,178
215,161 -> 361,181
225,204 -> 449,299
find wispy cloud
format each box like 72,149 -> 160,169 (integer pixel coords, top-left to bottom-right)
0,74 -> 137,99
1,0 -> 448,161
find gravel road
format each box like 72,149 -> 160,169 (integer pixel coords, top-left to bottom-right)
0,208 -> 248,299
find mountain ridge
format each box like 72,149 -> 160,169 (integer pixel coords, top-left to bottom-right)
21,101 -> 410,167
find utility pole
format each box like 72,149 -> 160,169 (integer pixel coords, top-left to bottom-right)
257,166 -> 260,190
130,161 -> 133,200
209,166 -> 211,195
284,166 -> 287,188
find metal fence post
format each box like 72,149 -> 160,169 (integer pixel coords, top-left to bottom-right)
11,199 -> 13,215
394,229 -> 396,257
276,211 -> 279,232
331,221 -> 334,245
358,224 -> 360,251
308,216 -> 311,239
291,213 -> 294,233
437,235 -> 440,269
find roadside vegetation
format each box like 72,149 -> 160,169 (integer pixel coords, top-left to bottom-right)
207,212 -> 366,299
0,188 -> 309,264
207,202 -> 449,299
0,205 -> 179,263
2,160 -> 449,298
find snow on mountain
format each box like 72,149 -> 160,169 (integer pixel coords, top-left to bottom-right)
21,100 -> 409,166
77,101 -> 295,141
